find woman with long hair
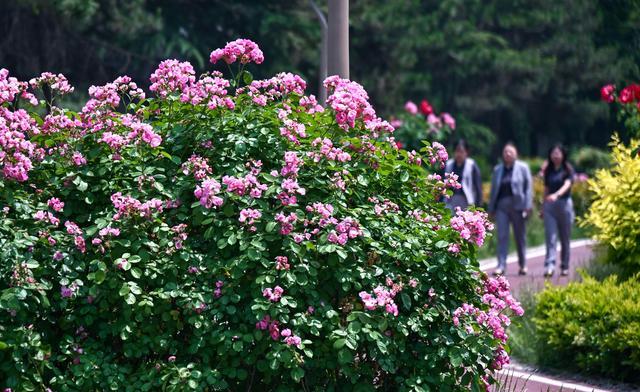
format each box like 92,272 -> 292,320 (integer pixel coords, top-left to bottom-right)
542,144 -> 575,277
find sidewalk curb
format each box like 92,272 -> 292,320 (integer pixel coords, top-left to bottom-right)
498,364 -> 611,392
479,239 -> 596,272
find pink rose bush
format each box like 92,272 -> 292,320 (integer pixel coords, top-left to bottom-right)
0,39 -> 517,390
391,97 -> 457,151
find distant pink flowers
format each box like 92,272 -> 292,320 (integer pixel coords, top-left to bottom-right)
110,192 -> 164,220
600,84 -> 615,103
210,39 -> 264,65
404,101 -> 418,115
239,208 -> 262,231
450,208 -> 493,246
424,142 -> 449,169
281,328 -> 302,348
327,218 -> 363,246
262,286 -> 284,302
149,60 -> 196,98
29,72 -> 74,95
47,197 -> 64,212
194,178 -> 224,209
275,256 -> 290,271
359,285 -> 399,317
453,276 -> 523,370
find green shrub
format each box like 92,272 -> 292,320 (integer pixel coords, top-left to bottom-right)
581,137 -> 640,275
570,146 -> 610,176
0,40 -> 521,391
533,275 -> 640,383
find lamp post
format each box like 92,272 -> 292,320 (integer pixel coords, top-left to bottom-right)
309,0 -> 328,103
327,0 -> 349,79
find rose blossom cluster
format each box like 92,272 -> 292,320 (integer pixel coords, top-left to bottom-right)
299,95 -> 324,114
255,315 -> 303,348
47,197 -> 64,212
194,178 -> 224,209
180,71 -> 234,110
324,75 -> 374,130
209,39 -> 264,65
327,217 -> 363,246
277,151 -> 306,206
278,108 -> 307,143
214,280 -> 224,298
171,224 -> 188,250
368,197 -> 400,216
41,112 -> 82,135
0,68 -> 38,106
110,192 -> 164,220
275,212 -> 298,235
262,286 -> 284,302
407,150 -> 422,166
308,137 -> 352,163
63,221 -> 86,253
222,173 -> 267,198
407,209 -> 441,230
241,73 -> 306,106
359,283 -> 400,317
449,208 -> 494,246
91,227 -> 120,254
601,83 -> 640,110
452,276 -> 523,370
181,154 -> 213,180
122,115 -> 162,148
275,256 -> 290,271
29,72 -> 74,96
149,60 -> 196,98
34,210 -> 60,227
0,107 -> 40,181
423,142 -> 449,169
404,99 -> 456,131
238,208 -> 262,231
83,76 -> 145,116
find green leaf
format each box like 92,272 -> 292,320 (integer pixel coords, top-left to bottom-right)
242,70 -> 254,85
119,284 -> 130,296
333,338 -> 346,349
291,367 -> 304,383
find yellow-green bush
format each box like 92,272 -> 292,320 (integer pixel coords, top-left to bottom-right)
533,275 -> 640,382
582,137 -> 640,272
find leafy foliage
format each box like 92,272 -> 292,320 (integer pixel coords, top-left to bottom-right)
581,137 -> 640,275
0,41 -> 520,391
533,275 -> 640,383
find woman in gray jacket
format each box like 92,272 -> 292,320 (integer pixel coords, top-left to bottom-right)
488,143 -> 533,276
444,139 -> 483,212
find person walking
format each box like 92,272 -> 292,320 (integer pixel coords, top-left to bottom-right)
488,143 -> 533,276
542,144 -> 575,277
444,139 -> 483,212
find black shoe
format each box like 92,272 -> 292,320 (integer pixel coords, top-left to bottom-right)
561,269 -> 569,276
518,267 -> 528,276
544,267 -> 554,278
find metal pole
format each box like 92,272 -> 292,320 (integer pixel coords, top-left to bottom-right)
327,0 -> 349,79
309,0 -> 328,103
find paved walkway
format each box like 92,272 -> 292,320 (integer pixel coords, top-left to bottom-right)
479,240 -> 620,392
479,239 -> 595,296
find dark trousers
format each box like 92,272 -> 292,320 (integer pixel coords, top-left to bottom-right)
543,198 -> 574,271
496,196 -> 527,270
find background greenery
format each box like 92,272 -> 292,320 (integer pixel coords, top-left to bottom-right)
2,0 -> 640,161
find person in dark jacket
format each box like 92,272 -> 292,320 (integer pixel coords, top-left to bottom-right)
444,139 -> 483,212
542,144 -> 575,277
488,143 -> 533,276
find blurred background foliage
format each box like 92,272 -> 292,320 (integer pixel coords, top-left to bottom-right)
2,0 -> 639,161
